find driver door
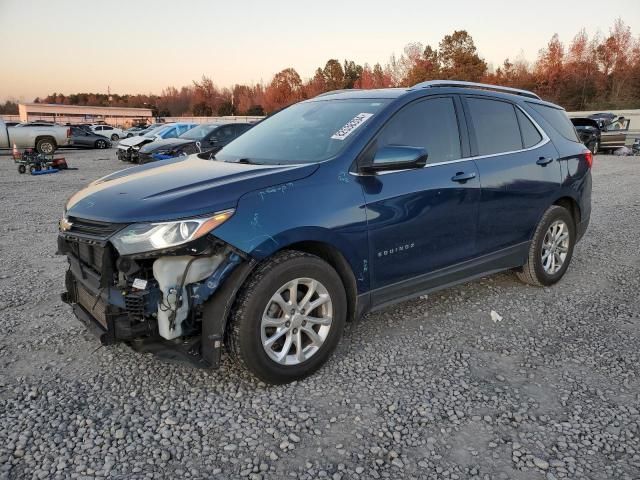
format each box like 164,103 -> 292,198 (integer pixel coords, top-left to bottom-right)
360,96 -> 480,306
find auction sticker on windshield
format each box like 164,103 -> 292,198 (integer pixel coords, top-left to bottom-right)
331,113 -> 374,140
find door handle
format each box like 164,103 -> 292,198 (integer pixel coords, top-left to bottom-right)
451,172 -> 476,183
536,156 -> 554,166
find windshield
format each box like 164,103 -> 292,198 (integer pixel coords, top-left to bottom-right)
215,99 -> 390,164
180,123 -> 221,140
143,125 -> 171,138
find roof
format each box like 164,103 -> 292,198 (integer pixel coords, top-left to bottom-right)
312,81 -> 547,104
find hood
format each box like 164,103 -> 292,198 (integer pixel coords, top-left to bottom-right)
119,135 -> 156,147
65,157 -> 319,223
139,138 -> 192,153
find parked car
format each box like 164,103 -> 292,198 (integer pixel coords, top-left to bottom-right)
587,113 -> 630,152
136,122 -> 254,163
69,126 -> 112,149
123,126 -> 148,138
4,121 -> 20,127
0,118 -> 71,153
116,123 -> 197,162
91,125 -> 125,141
570,117 -> 600,154
58,81 -> 592,384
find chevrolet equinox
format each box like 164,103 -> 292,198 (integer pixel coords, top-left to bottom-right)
58,81 -> 592,384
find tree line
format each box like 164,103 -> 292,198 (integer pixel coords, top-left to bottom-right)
3,19 -> 637,117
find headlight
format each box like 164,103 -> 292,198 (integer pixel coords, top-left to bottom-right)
111,209 -> 234,255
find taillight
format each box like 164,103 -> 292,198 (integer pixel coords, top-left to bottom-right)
583,149 -> 593,169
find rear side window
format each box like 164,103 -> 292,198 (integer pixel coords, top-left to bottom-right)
527,102 -> 580,142
516,109 -> 543,148
378,97 -> 461,164
466,97 -> 521,155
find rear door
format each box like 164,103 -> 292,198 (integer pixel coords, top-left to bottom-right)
361,96 -> 481,303
463,96 -> 561,256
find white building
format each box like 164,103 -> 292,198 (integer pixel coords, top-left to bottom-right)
18,103 -> 153,127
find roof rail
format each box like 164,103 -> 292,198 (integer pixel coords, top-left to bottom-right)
315,89 -> 362,98
411,80 -> 540,100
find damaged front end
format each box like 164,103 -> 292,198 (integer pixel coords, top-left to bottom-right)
57,214 -> 252,368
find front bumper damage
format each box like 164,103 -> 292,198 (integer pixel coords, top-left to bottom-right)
116,146 -> 138,162
57,223 -> 253,368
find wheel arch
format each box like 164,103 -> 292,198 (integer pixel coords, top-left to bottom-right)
279,240 -> 359,323
35,135 -> 57,149
552,195 -> 581,227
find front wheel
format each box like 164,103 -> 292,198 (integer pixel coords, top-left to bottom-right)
228,250 -> 347,384
110,134 -> 119,141
516,205 -> 576,287
95,139 -> 107,149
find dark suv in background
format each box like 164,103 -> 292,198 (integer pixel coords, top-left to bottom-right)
58,81 -> 592,384
136,122 -> 253,163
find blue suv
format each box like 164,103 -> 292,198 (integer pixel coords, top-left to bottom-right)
58,81 -> 592,383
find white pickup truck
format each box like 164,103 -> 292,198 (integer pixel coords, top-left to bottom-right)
0,119 -> 72,154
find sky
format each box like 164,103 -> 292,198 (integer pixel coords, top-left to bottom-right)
0,0 -> 639,102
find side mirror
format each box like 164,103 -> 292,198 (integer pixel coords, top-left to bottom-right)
361,145 -> 428,173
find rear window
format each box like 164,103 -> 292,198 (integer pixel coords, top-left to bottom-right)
466,97 -> 522,155
516,109 -> 543,148
527,103 -> 580,142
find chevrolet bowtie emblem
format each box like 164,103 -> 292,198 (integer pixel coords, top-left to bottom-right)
59,217 -> 73,232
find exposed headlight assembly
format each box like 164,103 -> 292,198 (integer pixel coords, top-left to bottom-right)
111,209 -> 234,255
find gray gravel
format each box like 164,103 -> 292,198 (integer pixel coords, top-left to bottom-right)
0,149 -> 639,479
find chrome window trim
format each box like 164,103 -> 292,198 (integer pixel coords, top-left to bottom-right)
351,103 -> 550,176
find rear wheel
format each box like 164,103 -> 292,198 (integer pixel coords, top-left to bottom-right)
17,164 -> 26,174
516,205 -> 576,287
36,138 -> 55,154
29,164 -> 41,174
228,250 -> 347,384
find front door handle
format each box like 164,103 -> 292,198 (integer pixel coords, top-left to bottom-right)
536,156 -> 555,166
451,172 -> 476,183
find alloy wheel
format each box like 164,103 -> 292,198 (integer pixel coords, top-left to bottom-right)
261,278 -> 333,365
541,220 -> 570,274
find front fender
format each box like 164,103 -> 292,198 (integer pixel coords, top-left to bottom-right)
212,165 -> 370,293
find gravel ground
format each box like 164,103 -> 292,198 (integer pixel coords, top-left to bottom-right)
0,148 -> 639,480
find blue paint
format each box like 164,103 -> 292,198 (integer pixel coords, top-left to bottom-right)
190,253 -> 243,306
64,86 -> 591,304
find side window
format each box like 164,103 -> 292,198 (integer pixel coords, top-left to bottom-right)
103,126 -> 113,131
377,97 -> 461,164
220,125 -> 235,139
466,97 -> 522,155
516,109 -> 543,148
95,126 -> 103,131
526,102 -> 580,142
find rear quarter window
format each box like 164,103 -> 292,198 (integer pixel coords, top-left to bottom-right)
527,103 -> 580,143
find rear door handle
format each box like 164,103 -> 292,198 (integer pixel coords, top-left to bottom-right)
536,156 -> 555,166
451,172 -> 476,183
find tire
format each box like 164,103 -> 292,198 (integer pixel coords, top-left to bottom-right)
228,250 -> 347,384
36,138 -> 55,154
18,164 -> 26,174
29,164 -> 41,174
516,205 -> 576,287
95,139 -> 107,149
110,134 -> 119,141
